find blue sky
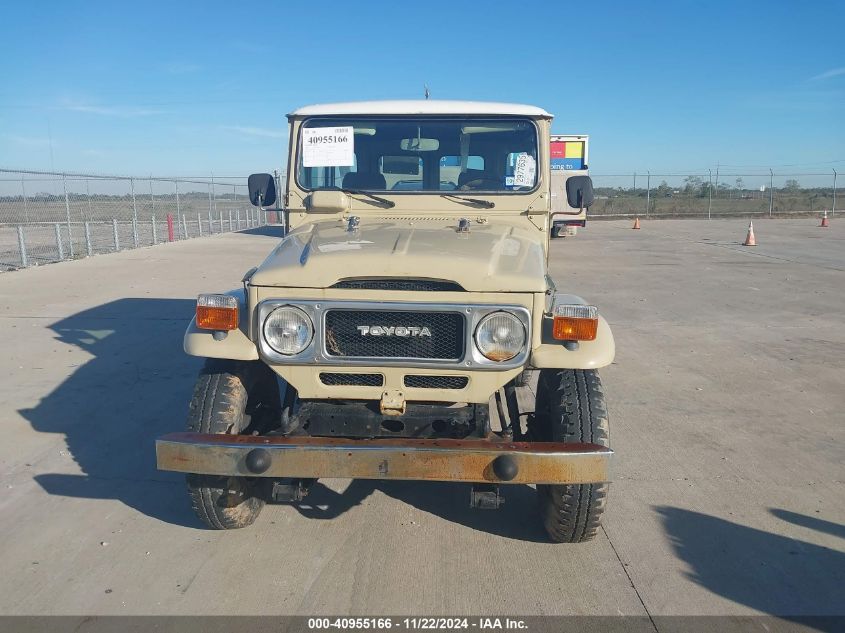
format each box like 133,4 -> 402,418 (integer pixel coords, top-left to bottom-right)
1,0 -> 843,180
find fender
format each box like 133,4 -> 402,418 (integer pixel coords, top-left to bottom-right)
529,315 -> 615,370
183,288 -> 259,361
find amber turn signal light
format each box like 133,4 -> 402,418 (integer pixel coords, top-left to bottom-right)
552,304 -> 598,341
196,294 -> 239,331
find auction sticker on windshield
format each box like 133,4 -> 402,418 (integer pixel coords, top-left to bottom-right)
302,126 -> 354,167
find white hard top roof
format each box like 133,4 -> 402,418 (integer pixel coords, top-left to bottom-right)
289,100 -> 552,118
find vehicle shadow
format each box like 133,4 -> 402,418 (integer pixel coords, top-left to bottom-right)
293,479 -> 549,542
656,506 -> 845,621
20,298 -> 205,528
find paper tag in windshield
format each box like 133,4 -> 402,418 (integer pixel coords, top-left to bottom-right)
302,127 -> 354,167
513,153 -> 536,187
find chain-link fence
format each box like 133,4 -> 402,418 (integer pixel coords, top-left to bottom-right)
0,169 -> 286,271
3,167 -> 839,270
589,171 -> 838,219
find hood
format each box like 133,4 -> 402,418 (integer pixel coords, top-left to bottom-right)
249,217 -> 547,292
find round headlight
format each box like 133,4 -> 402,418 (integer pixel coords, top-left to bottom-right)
263,306 -> 313,355
474,311 -> 526,362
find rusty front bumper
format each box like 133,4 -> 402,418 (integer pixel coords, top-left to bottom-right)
156,433 -> 612,485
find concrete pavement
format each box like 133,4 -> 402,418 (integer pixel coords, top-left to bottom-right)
0,219 -> 842,617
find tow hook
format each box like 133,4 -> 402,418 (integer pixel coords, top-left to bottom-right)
470,484 -> 504,509
379,389 -> 406,416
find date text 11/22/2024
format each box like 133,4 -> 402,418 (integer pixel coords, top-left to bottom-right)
307,618 -> 528,630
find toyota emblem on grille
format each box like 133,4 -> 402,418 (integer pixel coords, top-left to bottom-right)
356,325 -> 432,337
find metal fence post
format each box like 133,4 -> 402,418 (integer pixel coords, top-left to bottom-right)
175,179 -> 181,230
62,173 -> 74,258
237,209 -> 241,229
86,178 -> 93,219
54,223 -> 64,260
645,171 -> 651,218
21,176 -> 29,224
150,177 -> 156,220
208,182 -> 213,219
112,218 -> 120,251
708,169 -> 713,220
152,215 -> 158,244
130,177 -> 139,248
198,212 -> 203,236
207,210 -> 213,234
219,209 -> 224,233
228,209 -> 233,231
181,214 -> 188,239
714,165 -> 719,199
17,227 -> 28,268
211,174 -> 217,214
769,169 -> 774,217
84,222 -> 92,256
833,169 -> 838,217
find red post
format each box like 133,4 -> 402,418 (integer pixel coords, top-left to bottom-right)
166,213 -> 175,242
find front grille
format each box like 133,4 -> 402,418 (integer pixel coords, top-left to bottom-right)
404,375 -> 469,390
332,279 -> 465,292
324,310 -> 464,360
320,372 -> 384,387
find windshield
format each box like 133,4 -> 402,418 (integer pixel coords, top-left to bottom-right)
297,117 -> 538,193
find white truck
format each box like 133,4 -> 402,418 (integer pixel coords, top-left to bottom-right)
550,134 -> 589,237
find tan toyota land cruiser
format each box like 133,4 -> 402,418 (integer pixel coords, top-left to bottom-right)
155,100 -> 614,542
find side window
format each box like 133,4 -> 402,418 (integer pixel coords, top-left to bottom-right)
439,155 -> 484,189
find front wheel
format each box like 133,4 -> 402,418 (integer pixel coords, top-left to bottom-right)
185,359 -> 280,529
528,369 -> 610,543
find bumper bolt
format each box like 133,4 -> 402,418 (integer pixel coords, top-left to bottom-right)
492,455 -> 518,481
244,448 -> 271,474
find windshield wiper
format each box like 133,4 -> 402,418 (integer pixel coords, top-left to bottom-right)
342,189 -> 395,208
440,193 -> 495,209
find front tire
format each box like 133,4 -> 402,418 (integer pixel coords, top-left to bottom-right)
185,359 -> 280,529
529,369 -> 609,543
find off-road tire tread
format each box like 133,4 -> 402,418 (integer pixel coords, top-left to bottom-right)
529,369 -> 609,543
186,360 -> 269,530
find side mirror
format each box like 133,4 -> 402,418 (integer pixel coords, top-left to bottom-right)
565,175 -> 594,209
248,173 -> 277,207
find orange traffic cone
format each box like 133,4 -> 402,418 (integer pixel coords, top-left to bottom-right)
820,211 -> 830,227
743,221 -> 756,246
632,217 -> 641,230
